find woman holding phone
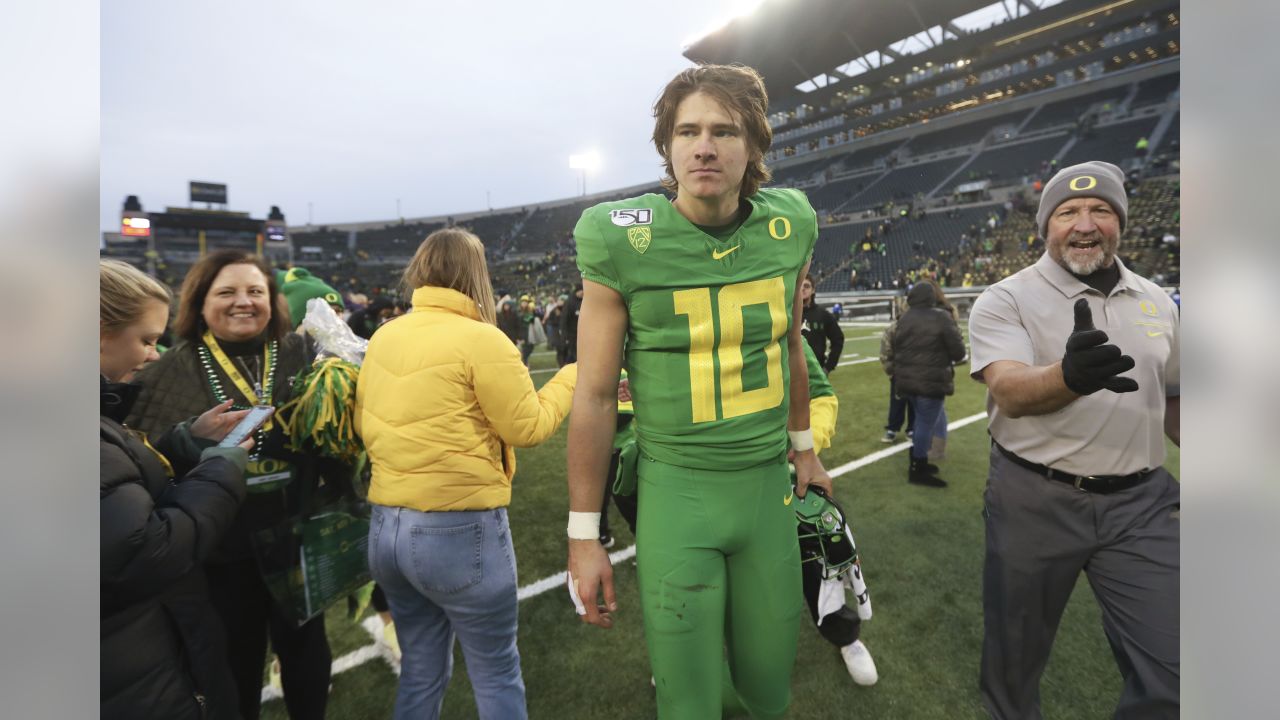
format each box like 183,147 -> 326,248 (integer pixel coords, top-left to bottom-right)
100,260 -> 251,719
128,250 -> 351,720
356,229 -> 577,719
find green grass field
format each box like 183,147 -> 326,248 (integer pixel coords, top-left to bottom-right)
263,325 -> 1179,719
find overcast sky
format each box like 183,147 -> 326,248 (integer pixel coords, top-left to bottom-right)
100,0 -> 790,231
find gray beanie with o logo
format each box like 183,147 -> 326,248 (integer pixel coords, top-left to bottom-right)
1035,161 -> 1128,239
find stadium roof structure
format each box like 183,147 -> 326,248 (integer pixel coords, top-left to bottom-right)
683,0 -> 999,97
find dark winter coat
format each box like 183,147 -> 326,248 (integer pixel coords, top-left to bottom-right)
100,376 -> 247,720
560,293 -> 582,346
127,333 -> 353,562
882,284 -> 966,397
801,302 -> 845,373
497,307 -> 521,344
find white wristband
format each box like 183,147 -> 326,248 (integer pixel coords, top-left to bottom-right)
567,511 -> 601,540
789,429 -> 815,452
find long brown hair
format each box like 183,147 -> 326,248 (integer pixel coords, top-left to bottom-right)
401,228 -> 497,325
173,250 -> 290,342
652,64 -> 773,198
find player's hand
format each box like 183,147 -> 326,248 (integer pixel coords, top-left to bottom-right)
190,400 -> 252,442
793,449 -> 833,499
617,378 -> 631,404
567,538 -> 616,628
1061,299 -> 1139,395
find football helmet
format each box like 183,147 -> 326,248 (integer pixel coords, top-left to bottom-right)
794,484 -> 859,580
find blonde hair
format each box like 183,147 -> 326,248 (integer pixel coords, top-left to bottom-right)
401,228 -> 497,325
100,260 -> 171,333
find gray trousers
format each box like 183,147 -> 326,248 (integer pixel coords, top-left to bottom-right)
980,445 -> 1180,720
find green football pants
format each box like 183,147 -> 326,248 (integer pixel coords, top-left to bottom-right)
636,454 -> 803,720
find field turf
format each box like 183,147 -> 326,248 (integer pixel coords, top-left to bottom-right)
263,323 -> 1179,719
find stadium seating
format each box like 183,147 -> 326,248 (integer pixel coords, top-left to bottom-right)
1130,73 -> 1180,108
844,158 -> 969,212
955,135 -> 1070,188
1060,116 -> 1160,167
907,111 -> 1031,157
1021,86 -> 1130,133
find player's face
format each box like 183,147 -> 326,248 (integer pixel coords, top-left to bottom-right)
1045,197 -> 1120,275
100,299 -> 167,383
801,278 -> 814,302
202,263 -> 273,341
670,91 -> 749,204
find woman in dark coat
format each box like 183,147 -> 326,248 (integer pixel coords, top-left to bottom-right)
882,280 -> 966,487
128,251 -> 353,720
99,260 -> 250,720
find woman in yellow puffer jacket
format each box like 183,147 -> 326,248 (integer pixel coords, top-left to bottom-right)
355,228 -> 576,720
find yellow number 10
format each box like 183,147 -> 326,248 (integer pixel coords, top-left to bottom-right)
673,276 -> 789,423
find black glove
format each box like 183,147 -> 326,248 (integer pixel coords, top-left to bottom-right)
1060,298 -> 1140,395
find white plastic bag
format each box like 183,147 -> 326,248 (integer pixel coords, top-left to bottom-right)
300,297 -> 368,366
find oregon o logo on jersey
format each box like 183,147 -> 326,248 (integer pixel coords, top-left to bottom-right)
769,217 -> 792,240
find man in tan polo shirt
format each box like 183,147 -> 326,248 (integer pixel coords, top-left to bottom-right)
968,161 -> 1180,720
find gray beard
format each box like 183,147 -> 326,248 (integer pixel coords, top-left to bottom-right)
1063,252 -> 1114,276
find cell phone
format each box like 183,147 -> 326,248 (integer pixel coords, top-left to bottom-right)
218,405 -> 275,447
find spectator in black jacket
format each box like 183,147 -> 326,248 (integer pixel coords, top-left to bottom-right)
881,280 -> 966,488
99,260 -> 251,720
128,251 -> 352,720
800,273 -> 845,374
560,283 -> 583,363
497,298 -> 521,345
347,296 -> 394,340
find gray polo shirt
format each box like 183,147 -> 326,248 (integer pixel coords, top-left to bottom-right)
968,253 -> 1179,475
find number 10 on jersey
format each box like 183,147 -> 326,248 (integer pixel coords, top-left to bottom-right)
673,276 -> 789,423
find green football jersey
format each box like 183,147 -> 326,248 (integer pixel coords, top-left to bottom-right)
802,341 -> 834,400
575,188 -> 818,470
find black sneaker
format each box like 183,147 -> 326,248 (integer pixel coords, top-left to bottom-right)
599,535 -> 615,549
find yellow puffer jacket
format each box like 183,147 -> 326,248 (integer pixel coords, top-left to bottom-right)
355,286 -> 577,511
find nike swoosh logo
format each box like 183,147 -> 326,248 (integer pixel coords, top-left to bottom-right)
712,245 -> 740,260
1147,330 -> 1164,337
783,493 -> 793,506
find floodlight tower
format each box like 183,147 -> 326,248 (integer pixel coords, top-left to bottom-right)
568,152 -> 600,196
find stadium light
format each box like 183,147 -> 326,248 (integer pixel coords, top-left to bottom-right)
569,152 -> 601,196
682,0 -> 777,48
568,152 -> 600,171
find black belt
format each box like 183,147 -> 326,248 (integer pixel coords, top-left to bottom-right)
994,442 -> 1155,494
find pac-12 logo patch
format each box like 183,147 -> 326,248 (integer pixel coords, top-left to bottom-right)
627,227 -> 651,254
610,209 -> 652,227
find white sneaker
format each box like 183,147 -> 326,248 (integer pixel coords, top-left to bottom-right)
841,640 -> 879,686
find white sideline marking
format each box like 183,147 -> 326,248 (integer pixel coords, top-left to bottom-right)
823,412 -> 988,477
516,544 -> 637,601
261,410 -> 989,703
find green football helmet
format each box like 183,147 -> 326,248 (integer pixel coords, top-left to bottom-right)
793,484 -> 858,580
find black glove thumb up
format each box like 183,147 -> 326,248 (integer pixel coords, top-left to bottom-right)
1072,298 -> 1096,332
1061,299 -> 1140,395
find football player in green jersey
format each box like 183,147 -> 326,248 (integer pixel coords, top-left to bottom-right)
564,64 -> 833,719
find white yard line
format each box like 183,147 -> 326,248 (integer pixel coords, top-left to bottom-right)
261,410 -> 989,702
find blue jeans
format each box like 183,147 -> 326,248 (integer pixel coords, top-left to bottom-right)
885,380 -> 916,432
907,395 -> 946,459
368,504 -> 526,720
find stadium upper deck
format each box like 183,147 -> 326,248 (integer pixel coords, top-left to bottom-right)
106,0 -> 1178,300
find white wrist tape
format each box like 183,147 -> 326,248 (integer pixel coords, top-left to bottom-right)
789,429 -> 815,452
567,511 -> 601,540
